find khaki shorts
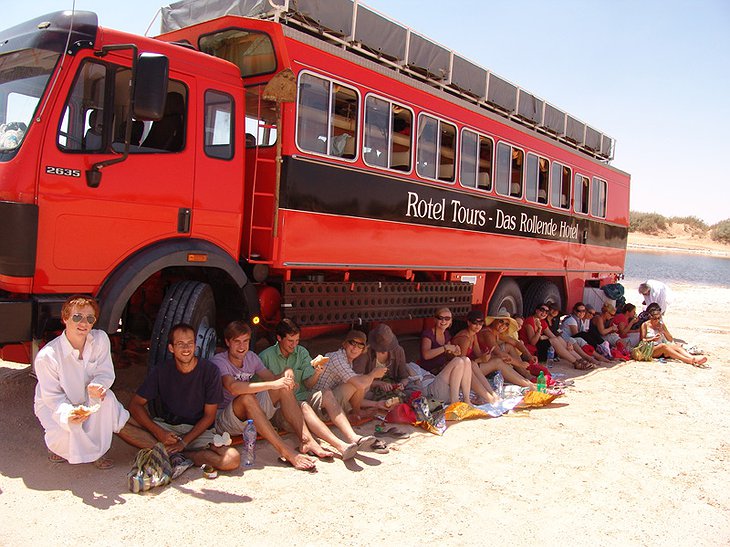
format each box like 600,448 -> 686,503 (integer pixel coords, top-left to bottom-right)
215,391 -> 283,435
308,384 -> 352,420
425,375 -> 451,403
153,419 -> 215,451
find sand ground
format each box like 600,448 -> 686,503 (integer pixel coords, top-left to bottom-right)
1,280 -> 729,546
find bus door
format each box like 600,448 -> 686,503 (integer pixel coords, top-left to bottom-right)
36,56 -> 194,291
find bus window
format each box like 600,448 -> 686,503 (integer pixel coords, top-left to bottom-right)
391,104 -> 412,171
364,96 -> 412,170
551,162 -> 571,209
204,90 -> 234,160
496,142 -> 523,197
364,95 -> 388,168
296,72 -> 358,159
199,29 -> 277,77
591,177 -> 607,217
416,114 -> 438,179
526,153 -> 549,204
574,173 -> 590,214
439,122 -> 456,181
460,129 -> 492,191
245,85 -> 278,147
416,113 -> 455,182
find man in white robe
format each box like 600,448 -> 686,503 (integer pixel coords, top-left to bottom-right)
34,296 -> 129,469
638,279 -> 672,314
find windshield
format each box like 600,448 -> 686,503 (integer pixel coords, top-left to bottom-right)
0,48 -> 60,153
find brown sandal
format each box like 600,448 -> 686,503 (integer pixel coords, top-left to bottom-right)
574,359 -> 596,370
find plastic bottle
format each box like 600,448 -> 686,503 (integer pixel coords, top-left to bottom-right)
493,370 -> 504,398
546,346 -> 555,365
243,419 -> 256,466
536,371 -> 547,393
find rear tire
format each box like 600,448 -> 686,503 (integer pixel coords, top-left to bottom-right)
488,278 -> 523,316
148,281 -> 217,369
523,280 -> 562,315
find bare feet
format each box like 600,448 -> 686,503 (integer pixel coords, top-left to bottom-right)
300,440 -> 335,460
282,449 -> 317,471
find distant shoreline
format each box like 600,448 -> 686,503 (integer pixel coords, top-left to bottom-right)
627,233 -> 730,258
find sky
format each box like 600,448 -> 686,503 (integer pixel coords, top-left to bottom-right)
5,0 -> 730,224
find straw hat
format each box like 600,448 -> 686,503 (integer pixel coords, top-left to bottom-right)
484,311 -> 519,337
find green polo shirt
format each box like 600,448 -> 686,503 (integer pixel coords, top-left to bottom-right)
259,343 -> 315,401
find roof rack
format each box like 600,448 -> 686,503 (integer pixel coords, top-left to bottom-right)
161,0 -> 615,162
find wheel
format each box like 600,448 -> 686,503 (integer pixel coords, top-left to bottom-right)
523,280 -> 562,315
487,278 -> 523,316
148,281 -> 217,369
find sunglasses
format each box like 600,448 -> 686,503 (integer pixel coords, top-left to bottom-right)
496,319 -> 509,325
576,308 -> 586,313
348,340 -> 366,349
435,315 -> 452,321
537,307 -> 548,313
70,313 -> 96,324
470,319 -> 484,325
173,341 -> 195,349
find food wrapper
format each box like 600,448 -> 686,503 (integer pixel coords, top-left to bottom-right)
444,402 -> 489,421
517,390 -> 563,408
70,404 -> 100,418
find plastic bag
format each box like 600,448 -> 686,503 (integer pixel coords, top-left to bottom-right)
630,340 -> 654,362
444,402 -> 489,421
127,442 -> 173,493
385,403 -> 417,424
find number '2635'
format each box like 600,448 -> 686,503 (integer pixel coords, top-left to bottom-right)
46,166 -> 81,178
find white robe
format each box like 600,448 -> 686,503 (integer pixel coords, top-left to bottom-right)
34,330 -> 129,464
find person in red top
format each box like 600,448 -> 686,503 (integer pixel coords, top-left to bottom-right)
611,303 -> 640,348
520,304 -> 594,371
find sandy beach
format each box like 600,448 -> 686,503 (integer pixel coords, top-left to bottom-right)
1,250 -> 729,545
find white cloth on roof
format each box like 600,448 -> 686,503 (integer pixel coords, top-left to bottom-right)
33,330 -> 129,464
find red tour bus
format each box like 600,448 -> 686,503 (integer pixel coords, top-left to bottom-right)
0,1 -> 629,366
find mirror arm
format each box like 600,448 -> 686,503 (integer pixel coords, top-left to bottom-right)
86,45 -> 138,188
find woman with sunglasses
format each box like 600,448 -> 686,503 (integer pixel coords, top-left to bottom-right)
640,307 -> 708,367
452,310 -> 535,392
420,308 -> 499,404
520,304 -> 595,370
33,295 -> 130,470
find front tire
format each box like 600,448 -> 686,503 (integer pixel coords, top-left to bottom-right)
148,281 -> 217,369
488,278 -> 523,316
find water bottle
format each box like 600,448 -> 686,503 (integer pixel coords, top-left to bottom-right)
243,419 -> 256,466
546,346 -> 555,365
493,370 -> 504,398
536,371 -> 547,393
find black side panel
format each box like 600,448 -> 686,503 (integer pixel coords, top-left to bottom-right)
0,300 -> 32,344
0,201 -> 38,277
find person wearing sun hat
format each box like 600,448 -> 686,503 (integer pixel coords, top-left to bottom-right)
353,323 -> 410,389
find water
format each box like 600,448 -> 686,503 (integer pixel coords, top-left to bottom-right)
624,251 -> 730,288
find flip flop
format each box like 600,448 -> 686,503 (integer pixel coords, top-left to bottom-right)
48,451 -> 67,464
374,427 -> 408,439
371,440 -> 389,454
338,442 -> 358,461
93,456 -> 114,470
356,435 -> 376,449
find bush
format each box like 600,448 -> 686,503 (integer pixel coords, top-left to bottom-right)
710,219 -> 730,243
629,211 -> 668,234
668,215 -> 708,232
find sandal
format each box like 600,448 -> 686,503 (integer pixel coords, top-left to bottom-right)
48,451 -> 67,464
93,456 -> 114,470
356,435 -> 376,449
371,439 -> 390,454
574,359 -> 596,371
374,426 -> 408,439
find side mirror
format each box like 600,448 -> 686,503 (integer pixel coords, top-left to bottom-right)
133,53 -> 169,121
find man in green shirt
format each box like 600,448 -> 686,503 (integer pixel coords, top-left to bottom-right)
259,319 -> 375,459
